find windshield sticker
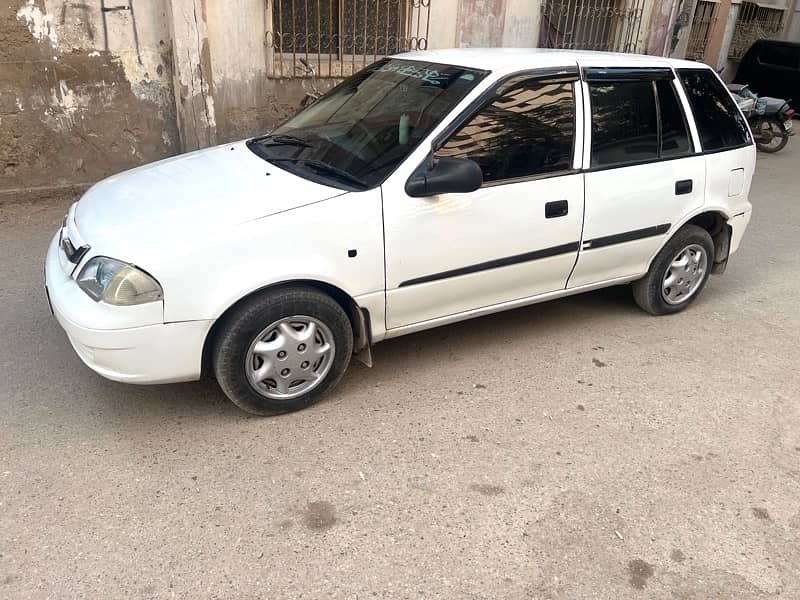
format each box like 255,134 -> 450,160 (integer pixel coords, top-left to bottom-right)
373,64 -> 452,86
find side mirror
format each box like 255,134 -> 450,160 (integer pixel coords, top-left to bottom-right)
405,157 -> 483,198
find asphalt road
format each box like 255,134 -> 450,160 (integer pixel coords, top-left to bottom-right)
1,145 -> 799,600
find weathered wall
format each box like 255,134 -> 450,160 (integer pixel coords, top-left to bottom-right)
4,0 -> 710,201
646,0 -> 679,56
786,3 -> 800,40
163,0 -> 335,150
1,0 -> 179,197
205,0 -> 324,144
667,0 -> 698,59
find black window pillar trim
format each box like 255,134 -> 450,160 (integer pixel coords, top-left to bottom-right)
582,67 -> 675,82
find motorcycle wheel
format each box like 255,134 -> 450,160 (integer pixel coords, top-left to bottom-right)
755,118 -> 789,153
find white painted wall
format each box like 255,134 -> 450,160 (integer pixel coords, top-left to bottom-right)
502,0 -> 540,46
426,0 -> 460,49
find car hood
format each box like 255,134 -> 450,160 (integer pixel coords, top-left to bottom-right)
75,140 -> 344,258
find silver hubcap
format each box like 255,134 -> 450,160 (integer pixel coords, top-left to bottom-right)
662,244 -> 707,305
245,316 -> 335,400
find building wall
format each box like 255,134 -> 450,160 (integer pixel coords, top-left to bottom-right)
1,0 -> 179,198
787,2 -> 800,39
4,0 -> 729,199
668,0 -> 699,58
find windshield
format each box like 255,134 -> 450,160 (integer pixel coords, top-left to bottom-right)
247,59 -> 488,190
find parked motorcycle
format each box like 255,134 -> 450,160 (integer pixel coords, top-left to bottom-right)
728,83 -> 795,153
298,58 -> 322,109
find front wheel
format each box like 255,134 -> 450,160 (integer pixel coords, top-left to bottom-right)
213,286 -> 353,415
631,225 -> 714,316
754,118 -> 789,153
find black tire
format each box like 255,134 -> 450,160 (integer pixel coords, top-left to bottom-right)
631,225 -> 714,316
213,286 -> 353,415
755,118 -> 789,153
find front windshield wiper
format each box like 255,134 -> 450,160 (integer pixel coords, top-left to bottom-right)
252,133 -> 313,148
267,158 -> 367,189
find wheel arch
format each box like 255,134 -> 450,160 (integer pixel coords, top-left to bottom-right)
646,209 -> 732,275
200,279 -> 372,376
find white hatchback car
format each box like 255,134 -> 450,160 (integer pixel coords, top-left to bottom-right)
45,49 -> 755,414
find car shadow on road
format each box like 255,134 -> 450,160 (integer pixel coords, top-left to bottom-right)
336,284 -> 643,394
31,284 -> 640,423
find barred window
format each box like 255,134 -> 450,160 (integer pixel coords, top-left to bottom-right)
539,0 -> 647,53
728,2 -> 786,60
267,0 -> 431,78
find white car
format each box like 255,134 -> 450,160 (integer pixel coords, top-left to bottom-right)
45,49 -> 755,414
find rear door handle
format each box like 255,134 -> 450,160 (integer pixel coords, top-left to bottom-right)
675,179 -> 693,195
545,200 -> 569,218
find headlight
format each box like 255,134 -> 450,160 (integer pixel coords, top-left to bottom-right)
77,257 -> 163,305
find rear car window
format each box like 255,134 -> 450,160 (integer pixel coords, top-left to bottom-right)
677,69 -> 751,152
589,80 -> 659,168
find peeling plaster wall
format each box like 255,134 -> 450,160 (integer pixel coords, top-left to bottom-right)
1,0 -> 178,196
165,0 -> 215,151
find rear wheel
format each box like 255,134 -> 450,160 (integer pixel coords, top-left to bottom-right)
213,286 -> 353,415
754,118 -> 789,153
632,225 -> 714,316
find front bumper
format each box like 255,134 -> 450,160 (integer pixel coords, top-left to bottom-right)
45,233 -> 212,384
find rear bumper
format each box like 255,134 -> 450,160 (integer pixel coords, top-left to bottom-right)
45,233 -> 212,384
728,209 -> 752,255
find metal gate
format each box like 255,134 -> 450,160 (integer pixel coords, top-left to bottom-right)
539,0 -> 648,53
266,0 -> 431,78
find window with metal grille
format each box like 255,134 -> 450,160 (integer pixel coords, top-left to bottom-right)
728,2 -> 786,60
686,1 -> 718,61
266,0 -> 431,78
539,0 -> 647,53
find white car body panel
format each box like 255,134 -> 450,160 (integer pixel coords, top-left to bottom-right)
151,188 -> 385,324
383,173 -> 584,329
74,141 -> 344,265
44,48 -> 756,386
45,233 -> 211,383
569,156 -> 707,288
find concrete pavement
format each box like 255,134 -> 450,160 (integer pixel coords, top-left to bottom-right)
1,146 -> 799,599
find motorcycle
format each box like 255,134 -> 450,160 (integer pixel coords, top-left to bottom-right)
727,83 -> 795,153
298,58 -> 322,109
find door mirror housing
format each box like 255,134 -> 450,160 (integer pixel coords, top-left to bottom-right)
405,157 -> 483,197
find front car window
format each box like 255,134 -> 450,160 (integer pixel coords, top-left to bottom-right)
435,76 -> 576,183
247,59 -> 487,189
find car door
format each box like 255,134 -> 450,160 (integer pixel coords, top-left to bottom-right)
382,70 -> 585,330
568,66 -> 706,288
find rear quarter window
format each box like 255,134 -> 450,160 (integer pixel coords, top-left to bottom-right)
677,68 -> 752,152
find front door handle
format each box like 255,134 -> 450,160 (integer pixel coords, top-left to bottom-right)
545,200 -> 569,218
675,179 -> 693,195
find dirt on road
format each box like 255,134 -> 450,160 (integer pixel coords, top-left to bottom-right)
1,147 -> 799,599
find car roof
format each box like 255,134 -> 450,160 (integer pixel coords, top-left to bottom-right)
393,48 -> 707,73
